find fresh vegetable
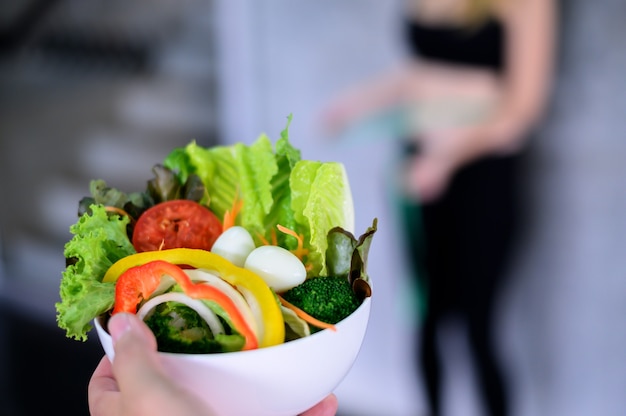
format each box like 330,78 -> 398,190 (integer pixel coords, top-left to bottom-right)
222,195 -> 243,232
132,199 -> 223,252
57,204 -> 135,341
281,276 -> 361,332
278,295 -> 337,332
103,248 -> 284,349
55,115 -> 377,354
163,115 -> 355,277
139,267 -> 260,353
144,301 -> 245,354
77,166 -> 207,235
182,268 -> 258,336
112,260 -> 258,350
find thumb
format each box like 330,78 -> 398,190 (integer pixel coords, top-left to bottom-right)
108,313 -> 167,395
106,313 -> 217,416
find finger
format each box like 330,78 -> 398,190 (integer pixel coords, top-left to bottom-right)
110,314 -> 217,415
110,313 -> 193,415
108,314 -> 168,395
88,356 -> 122,416
91,355 -> 114,383
109,312 -> 158,350
299,394 -> 338,416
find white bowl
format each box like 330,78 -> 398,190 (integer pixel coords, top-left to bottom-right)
94,296 -> 371,416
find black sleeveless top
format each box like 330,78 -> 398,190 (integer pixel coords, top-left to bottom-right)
404,18 -> 505,72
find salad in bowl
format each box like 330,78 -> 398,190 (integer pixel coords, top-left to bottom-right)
55,116 -> 376,415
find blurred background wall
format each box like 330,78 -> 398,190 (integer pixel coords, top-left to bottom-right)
0,1 -> 218,414
1,1 -> 626,416
499,1 -> 626,415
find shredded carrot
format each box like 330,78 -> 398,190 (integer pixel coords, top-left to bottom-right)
222,194 -> 244,232
276,224 -> 309,260
257,228 -> 278,246
257,233 -> 270,246
277,295 -> 337,332
259,225 -> 312,270
105,206 -> 135,224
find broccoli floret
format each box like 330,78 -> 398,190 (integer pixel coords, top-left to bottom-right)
144,302 -> 244,354
282,276 -> 361,329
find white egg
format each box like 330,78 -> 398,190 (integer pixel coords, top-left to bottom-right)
211,226 -> 256,267
244,245 -> 306,292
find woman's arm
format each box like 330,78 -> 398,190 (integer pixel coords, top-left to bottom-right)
477,0 -> 558,152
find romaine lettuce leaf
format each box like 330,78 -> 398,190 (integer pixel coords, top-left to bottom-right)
233,136 -> 279,240
290,161 -> 355,276
264,118 -> 301,249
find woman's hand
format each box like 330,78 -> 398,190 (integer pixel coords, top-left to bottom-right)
88,313 -> 338,416
300,395 -> 339,416
402,125 -> 475,202
402,120 -> 505,203
88,313 -> 216,416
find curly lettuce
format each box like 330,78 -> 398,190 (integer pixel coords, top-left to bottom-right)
56,205 -> 136,340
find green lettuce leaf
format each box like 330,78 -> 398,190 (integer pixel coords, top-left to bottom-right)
280,304 -> 311,341
233,136 -> 279,240
56,205 -> 136,340
325,218 -> 377,301
163,116 -> 354,276
290,161 -> 355,276
165,136 -> 279,245
264,117 -> 302,249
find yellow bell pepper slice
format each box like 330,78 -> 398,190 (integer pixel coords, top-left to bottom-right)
103,248 -> 285,348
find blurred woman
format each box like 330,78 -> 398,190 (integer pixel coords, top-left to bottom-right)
322,0 -> 557,415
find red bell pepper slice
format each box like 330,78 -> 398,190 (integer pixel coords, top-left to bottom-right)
112,259 -> 258,350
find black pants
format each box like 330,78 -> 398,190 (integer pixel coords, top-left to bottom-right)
399,148 -> 524,416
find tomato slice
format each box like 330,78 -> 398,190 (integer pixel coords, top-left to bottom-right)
132,200 -> 223,252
